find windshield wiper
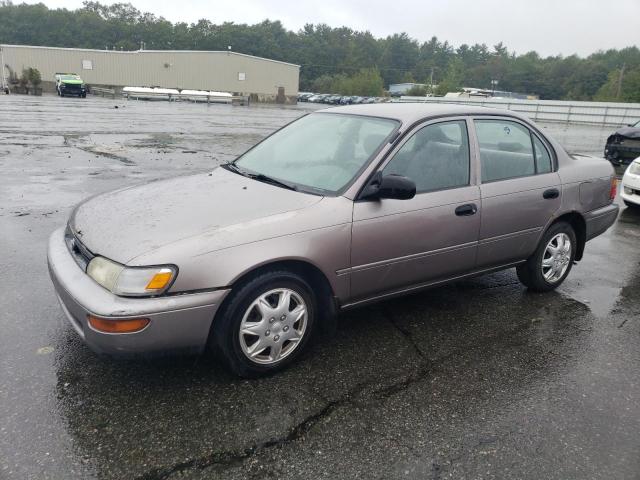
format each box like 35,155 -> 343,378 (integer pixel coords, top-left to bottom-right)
221,162 -> 248,176
222,163 -> 297,191
248,173 -> 298,191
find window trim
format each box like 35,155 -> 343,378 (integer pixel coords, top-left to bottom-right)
472,116 -> 557,184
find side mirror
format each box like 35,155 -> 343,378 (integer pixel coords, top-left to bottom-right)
361,172 -> 416,200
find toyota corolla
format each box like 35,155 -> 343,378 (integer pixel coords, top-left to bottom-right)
48,104 -> 619,376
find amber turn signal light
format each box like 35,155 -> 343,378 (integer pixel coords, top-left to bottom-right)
145,271 -> 173,290
87,315 -> 150,333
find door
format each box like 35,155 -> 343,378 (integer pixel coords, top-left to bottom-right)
350,119 -> 481,302
474,118 -> 561,268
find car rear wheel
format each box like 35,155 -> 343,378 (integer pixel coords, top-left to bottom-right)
517,221 -> 576,292
211,270 -> 317,377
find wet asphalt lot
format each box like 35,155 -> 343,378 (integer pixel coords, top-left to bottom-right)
1,95 -> 639,480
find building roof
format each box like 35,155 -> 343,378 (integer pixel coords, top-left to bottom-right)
0,44 -> 300,68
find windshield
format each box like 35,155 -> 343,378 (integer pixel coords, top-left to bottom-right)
634,120 -> 640,128
235,113 -> 398,194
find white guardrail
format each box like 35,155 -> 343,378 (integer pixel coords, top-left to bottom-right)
396,96 -> 640,127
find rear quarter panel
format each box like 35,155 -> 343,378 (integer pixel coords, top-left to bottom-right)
556,153 -> 615,214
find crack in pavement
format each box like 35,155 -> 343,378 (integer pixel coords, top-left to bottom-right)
133,381 -> 370,480
382,306 -> 428,360
131,315 -> 436,479
133,308 -> 564,480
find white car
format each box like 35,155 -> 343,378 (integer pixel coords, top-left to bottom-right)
621,158 -> 640,208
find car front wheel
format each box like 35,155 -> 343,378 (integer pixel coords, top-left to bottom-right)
517,221 -> 576,292
211,270 -> 317,377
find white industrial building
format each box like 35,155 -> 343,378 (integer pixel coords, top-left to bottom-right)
0,44 -> 300,103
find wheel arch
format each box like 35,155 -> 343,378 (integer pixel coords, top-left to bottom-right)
214,259 -> 338,335
551,211 -> 586,261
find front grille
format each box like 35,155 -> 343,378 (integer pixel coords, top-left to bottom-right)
64,226 -> 94,271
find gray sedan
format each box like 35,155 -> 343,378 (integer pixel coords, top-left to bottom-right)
48,104 -> 619,376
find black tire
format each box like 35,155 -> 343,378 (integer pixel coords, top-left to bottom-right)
517,221 -> 577,293
211,270 -> 318,377
624,200 -> 639,209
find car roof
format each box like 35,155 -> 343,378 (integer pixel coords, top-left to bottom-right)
321,102 -> 528,125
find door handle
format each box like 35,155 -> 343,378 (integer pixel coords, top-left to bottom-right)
543,188 -> 560,199
455,203 -> 477,216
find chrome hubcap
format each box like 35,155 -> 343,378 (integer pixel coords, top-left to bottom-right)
542,233 -> 572,283
239,288 -> 307,365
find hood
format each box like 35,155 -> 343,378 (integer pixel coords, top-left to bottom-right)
70,167 -> 322,264
61,79 -> 84,85
612,126 -> 640,139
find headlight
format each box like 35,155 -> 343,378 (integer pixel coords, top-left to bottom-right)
629,161 -> 640,176
87,256 -> 176,297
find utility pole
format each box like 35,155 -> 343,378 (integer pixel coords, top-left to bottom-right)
430,67 -> 434,95
0,46 -> 6,92
615,63 -> 625,100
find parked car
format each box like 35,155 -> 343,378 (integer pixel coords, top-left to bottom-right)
48,104 -> 618,376
297,92 -> 314,102
308,94 -> 329,103
604,120 -> 640,166
55,73 -> 87,98
621,157 -> 640,208
323,95 -> 340,104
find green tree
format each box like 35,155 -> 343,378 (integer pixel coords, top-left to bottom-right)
595,66 -> 640,102
27,67 -> 41,87
405,85 -> 428,96
436,57 -> 465,95
1,1 -> 640,101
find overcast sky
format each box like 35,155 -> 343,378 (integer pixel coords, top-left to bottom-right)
21,0 -> 640,57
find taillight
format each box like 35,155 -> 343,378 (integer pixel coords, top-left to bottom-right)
609,177 -> 618,201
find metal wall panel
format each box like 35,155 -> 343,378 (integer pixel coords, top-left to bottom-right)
398,95 -> 640,127
1,45 -> 300,96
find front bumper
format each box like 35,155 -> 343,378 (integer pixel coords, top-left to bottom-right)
621,169 -> 640,206
584,203 -> 620,241
59,86 -> 86,96
47,227 -> 230,356
605,143 -> 640,165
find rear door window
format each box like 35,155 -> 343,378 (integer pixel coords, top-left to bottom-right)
475,120 -> 536,182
